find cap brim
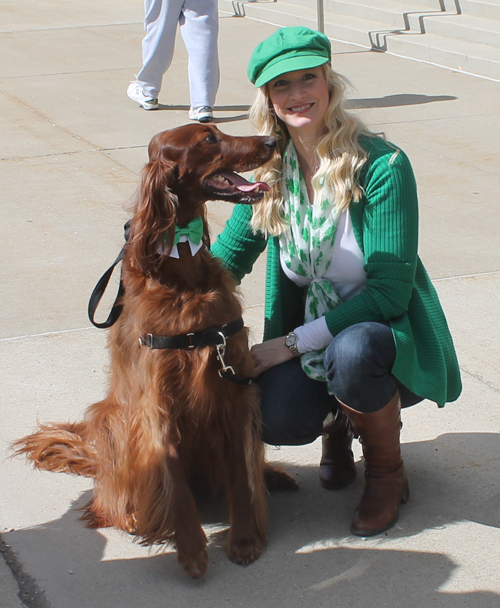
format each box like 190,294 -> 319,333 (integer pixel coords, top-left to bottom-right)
255,55 -> 330,88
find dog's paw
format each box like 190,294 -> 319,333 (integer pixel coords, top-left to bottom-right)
177,546 -> 208,579
80,501 -> 114,529
264,463 -> 299,491
175,529 -> 208,579
226,536 -> 264,566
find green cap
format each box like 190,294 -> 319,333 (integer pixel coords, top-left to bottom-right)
248,27 -> 331,88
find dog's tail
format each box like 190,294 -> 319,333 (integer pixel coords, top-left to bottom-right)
12,422 -> 97,478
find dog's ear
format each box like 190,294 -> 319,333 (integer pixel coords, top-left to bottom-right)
128,157 -> 179,274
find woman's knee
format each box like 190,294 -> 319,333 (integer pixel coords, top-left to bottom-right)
324,322 -> 397,412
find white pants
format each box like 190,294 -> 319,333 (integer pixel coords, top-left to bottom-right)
137,0 -> 220,108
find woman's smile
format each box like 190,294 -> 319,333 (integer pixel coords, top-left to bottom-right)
289,102 -> 315,114
268,67 -> 329,139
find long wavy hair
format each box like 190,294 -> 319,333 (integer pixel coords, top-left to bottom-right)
248,63 -> 377,236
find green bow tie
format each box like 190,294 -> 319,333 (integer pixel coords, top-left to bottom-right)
172,216 -> 204,246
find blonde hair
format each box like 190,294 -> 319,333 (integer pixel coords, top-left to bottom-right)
249,63 -> 375,236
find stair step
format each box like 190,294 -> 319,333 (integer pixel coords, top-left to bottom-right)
392,0 -> 500,19
451,0 -> 500,21
407,11 -> 500,47
222,0 -> 500,81
383,28 -> 500,78
283,0 -> 450,28
225,1 -> 401,47
391,0 -> 450,7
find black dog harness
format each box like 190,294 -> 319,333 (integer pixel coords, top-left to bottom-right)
87,223 -> 253,385
139,317 -> 252,385
138,317 -> 243,349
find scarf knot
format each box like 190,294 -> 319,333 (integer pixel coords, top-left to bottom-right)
280,142 -> 341,384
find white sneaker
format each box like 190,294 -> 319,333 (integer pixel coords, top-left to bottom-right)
188,106 -> 213,123
127,82 -> 159,110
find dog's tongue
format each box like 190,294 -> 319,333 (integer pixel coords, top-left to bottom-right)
220,171 -> 270,192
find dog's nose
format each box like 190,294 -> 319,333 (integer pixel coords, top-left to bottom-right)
265,136 -> 277,150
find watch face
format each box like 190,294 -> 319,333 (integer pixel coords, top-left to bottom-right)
285,333 -> 297,347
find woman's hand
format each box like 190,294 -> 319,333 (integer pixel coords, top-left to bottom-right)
250,336 -> 295,377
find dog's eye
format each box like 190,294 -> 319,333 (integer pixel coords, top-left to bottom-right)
204,133 -> 218,143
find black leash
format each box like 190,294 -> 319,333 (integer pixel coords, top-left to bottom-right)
88,221 -> 130,329
87,223 -> 253,385
88,245 -> 126,329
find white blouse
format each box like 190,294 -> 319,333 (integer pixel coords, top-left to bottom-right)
280,210 -> 367,353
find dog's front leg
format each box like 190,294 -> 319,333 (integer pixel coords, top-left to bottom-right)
224,424 -> 267,566
166,443 -> 208,578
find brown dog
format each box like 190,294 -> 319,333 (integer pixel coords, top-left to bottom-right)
14,124 -> 296,578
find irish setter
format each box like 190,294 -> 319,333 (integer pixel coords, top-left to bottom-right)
14,124 -> 296,578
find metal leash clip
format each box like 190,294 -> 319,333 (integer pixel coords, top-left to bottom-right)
215,332 -> 236,379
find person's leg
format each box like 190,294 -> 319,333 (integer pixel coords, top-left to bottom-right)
257,358 -> 332,447
136,0 -> 184,98
319,407 -> 357,490
324,322 -> 416,536
179,0 -> 219,110
258,357 -> 357,492
325,321 -> 422,412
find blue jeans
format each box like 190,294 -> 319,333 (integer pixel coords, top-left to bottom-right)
257,322 -> 422,447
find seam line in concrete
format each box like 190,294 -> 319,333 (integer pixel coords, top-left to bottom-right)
0,66 -> 142,80
1,271 -> 496,343
433,270 -> 500,281
0,327 -> 93,343
0,90 -> 147,175
0,536 -> 50,608
1,145 -> 148,163
460,367 -> 500,395
0,21 -> 141,34
370,113 -> 499,127
0,90 -> 101,151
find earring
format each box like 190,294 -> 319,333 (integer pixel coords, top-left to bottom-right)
273,113 -> 283,138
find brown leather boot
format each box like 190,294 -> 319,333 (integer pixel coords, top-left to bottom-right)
319,409 -> 357,490
340,392 -> 409,536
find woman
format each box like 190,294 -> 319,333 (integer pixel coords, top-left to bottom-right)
211,26 -> 461,537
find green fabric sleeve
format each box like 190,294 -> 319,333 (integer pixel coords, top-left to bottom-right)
210,204 -> 268,283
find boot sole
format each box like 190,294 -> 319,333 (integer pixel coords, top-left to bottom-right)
319,473 -> 356,491
351,515 -> 398,537
350,485 -> 410,537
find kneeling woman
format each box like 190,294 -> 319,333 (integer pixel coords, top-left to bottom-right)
212,26 -> 461,536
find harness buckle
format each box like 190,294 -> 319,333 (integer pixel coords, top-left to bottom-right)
218,366 -> 236,379
139,333 -> 153,348
216,331 -> 227,349
187,332 -> 195,348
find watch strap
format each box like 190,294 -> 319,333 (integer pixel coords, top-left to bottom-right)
285,332 -> 300,357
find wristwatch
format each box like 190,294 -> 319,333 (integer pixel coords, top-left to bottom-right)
285,332 -> 300,357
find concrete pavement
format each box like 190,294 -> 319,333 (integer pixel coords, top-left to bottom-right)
1,2 -> 500,607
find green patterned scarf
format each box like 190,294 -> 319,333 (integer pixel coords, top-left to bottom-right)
279,141 -> 342,383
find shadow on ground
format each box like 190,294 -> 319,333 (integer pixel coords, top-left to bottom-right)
4,432 -> 500,607
154,95 -> 457,123
156,104 -> 250,123
346,93 -> 457,109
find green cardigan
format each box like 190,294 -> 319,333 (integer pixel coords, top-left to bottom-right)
211,136 -> 462,407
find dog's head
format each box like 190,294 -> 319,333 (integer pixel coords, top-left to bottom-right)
128,124 -> 276,273
148,124 -> 276,215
